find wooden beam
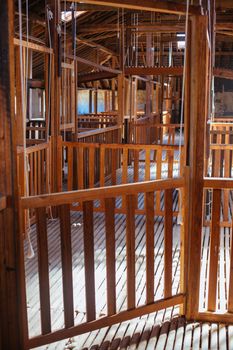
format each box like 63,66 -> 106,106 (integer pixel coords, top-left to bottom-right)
214,67 -> 233,80
76,56 -> 121,74
78,71 -> 117,84
14,38 -> 52,54
77,37 -> 117,57
125,66 -> 183,76
186,15 -> 209,320
0,0 -> 24,348
68,0 -> 201,15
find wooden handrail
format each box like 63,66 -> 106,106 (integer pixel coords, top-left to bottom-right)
20,177 -> 184,209
62,140 -> 182,150
131,123 -> 184,128
77,125 -> 121,139
204,177 -> 233,189
17,142 -> 49,154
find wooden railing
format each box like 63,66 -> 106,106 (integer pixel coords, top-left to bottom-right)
26,120 -> 46,145
198,178 -> 233,320
19,177 -> 185,349
17,142 -> 51,223
77,125 -> 121,144
78,113 -> 118,129
208,123 -> 233,223
59,140 -> 184,215
130,121 -> 184,145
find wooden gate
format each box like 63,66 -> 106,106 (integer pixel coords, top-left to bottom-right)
19,176 -> 186,349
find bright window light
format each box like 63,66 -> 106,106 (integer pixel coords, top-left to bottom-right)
61,11 -> 86,23
177,33 -> 185,50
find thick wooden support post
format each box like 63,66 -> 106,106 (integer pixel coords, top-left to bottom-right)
46,0 -> 61,193
0,0 -> 24,348
186,15 -> 209,319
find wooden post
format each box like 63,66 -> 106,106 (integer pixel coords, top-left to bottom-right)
186,15 -> 209,320
46,0 -> 61,193
146,33 -> 153,119
0,0 -> 24,348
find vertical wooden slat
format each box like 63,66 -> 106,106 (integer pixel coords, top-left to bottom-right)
122,147 -> 128,184
77,146 -> 84,190
111,149 -> 117,185
67,146 -> 73,191
145,148 -> 151,181
36,207 -> 51,334
100,146 -> 105,187
208,189 -> 221,311
34,152 -> 38,195
156,149 -> 162,213
104,198 -> 116,315
126,194 -> 136,310
59,204 -> 74,328
228,215 -> 233,312
168,150 -> 174,178
164,189 -> 173,298
83,201 -> 96,321
133,149 -> 139,183
146,192 -> 155,304
89,147 -> 95,188
38,150 -> 41,194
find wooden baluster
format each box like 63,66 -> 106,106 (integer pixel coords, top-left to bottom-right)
122,148 -> 128,210
41,148 -> 45,194
89,147 -> 95,188
57,137 -> 63,192
67,146 -> 73,191
36,207 -> 51,334
83,201 -> 96,321
228,214 -> 233,312
100,146 -> 105,187
111,149 -> 117,185
208,189 -> 221,311
224,130 -> 230,222
164,189 -> 173,298
133,149 -> 139,184
59,204 -> 74,328
146,192 -> 154,304
77,146 -> 84,190
38,150 -> 41,195
29,153 -> 33,196
126,194 -> 136,310
105,198 -> 116,315
34,151 -> 38,195
168,150 -> 174,178
156,149 -> 162,214
145,148 -> 151,181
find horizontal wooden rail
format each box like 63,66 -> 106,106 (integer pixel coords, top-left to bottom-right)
204,177 -> 233,189
27,294 -> 184,349
77,126 -> 121,140
21,177 -> 184,209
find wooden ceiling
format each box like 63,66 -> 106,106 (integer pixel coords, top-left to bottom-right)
14,0 -> 233,88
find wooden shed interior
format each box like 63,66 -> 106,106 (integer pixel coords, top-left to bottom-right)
2,0 -> 233,349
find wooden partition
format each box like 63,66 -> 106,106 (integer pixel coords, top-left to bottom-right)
17,142 -> 51,223
130,121 -> 184,145
19,177 -> 185,349
208,122 -> 233,224
77,125 -> 121,144
198,178 -> 233,322
78,113 -> 118,130
59,140 -> 184,216
26,120 -> 46,145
